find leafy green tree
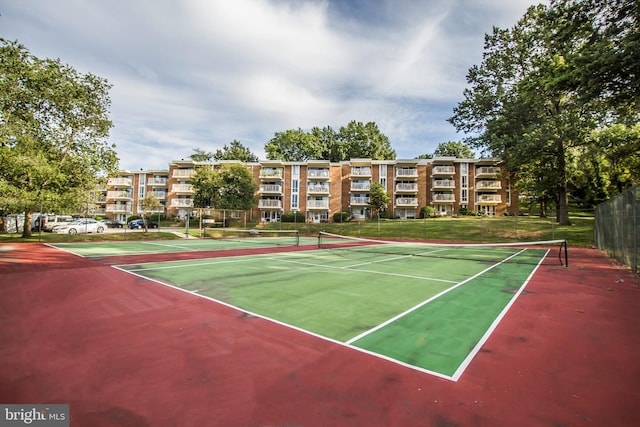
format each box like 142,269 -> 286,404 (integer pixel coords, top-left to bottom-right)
0,39 -> 117,237
214,140 -> 259,162
190,148 -> 214,162
337,121 -> 396,160
433,141 -> 475,158
140,193 -> 163,232
192,164 -> 257,211
265,128 -> 322,161
368,182 -> 391,218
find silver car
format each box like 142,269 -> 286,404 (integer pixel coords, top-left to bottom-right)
54,219 -> 105,234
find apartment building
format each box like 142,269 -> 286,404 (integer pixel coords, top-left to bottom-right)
100,157 -> 516,223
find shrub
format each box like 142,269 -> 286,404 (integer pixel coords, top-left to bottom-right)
281,212 -> 306,223
420,206 -> 435,219
333,211 -> 351,222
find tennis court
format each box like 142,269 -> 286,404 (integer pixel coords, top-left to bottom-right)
87,233 -> 566,380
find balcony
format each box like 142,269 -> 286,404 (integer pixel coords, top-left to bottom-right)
307,199 -> 329,209
260,169 -> 283,180
258,199 -> 282,209
351,167 -> 371,177
476,180 -> 502,190
396,183 -> 418,192
432,180 -> 455,190
350,182 -> 371,191
432,166 -> 455,176
147,178 -> 168,186
395,197 -> 418,207
170,199 -> 193,208
476,194 -> 502,204
106,203 -> 132,213
395,168 -> 418,179
476,167 -> 500,177
106,190 -> 132,200
350,197 -> 370,205
107,177 -> 132,187
307,184 -> 329,194
308,169 -> 330,179
432,193 -> 456,203
151,191 -> 167,200
171,184 -> 193,194
172,169 -> 194,179
259,184 -> 283,194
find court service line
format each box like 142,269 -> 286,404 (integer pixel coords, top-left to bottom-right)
341,248 -> 449,269
345,248 -> 529,345
265,256 -> 458,284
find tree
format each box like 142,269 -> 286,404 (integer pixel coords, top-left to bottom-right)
433,141 -> 475,158
265,128 -> 321,161
368,182 -> 391,218
139,193 -> 162,232
192,164 -> 257,211
189,148 -> 213,162
337,121 -> 396,160
265,121 -> 395,162
448,1 -> 634,224
0,39 -> 117,237
213,140 -> 259,162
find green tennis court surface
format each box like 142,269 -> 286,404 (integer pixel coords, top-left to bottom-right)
113,241 -> 550,380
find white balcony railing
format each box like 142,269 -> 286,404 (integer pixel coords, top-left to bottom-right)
308,169 -> 330,179
396,183 -> 418,192
350,197 -> 370,205
170,199 -> 193,208
106,203 -> 132,213
260,169 -> 283,179
171,184 -> 193,193
476,167 -> 500,176
476,194 -> 502,203
350,182 -> 371,191
259,184 -> 282,193
107,177 -> 132,187
147,178 -> 168,186
307,199 -> 329,209
395,198 -> 418,206
106,191 -> 132,199
432,166 -> 455,175
476,181 -> 502,190
258,199 -> 282,209
395,168 -> 418,178
151,191 -> 167,199
351,167 -> 371,177
307,184 -> 329,194
432,180 -> 455,188
172,169 -> 194,178
432,194 -> 456,202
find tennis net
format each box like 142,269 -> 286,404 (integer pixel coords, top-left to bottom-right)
204,228 -> 300,247
317,232 -> 568,266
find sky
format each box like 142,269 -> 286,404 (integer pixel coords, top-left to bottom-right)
0,0 -> 543,171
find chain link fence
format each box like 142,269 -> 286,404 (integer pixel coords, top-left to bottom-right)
595,184 -> 639,273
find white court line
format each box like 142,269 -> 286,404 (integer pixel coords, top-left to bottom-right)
341,248 -> 449,269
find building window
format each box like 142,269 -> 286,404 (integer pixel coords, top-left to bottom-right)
460,163 -> 468,203
379,164 -> 387,190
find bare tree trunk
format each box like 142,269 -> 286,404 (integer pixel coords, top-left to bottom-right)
21,211 -> 33,238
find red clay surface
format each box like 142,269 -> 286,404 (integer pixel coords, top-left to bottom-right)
1,242 -> 639,426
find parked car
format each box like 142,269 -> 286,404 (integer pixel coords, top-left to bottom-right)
40,215 -> 75,232
100,219 -> 124,228
54,219 -> 105,234
128,219 -> 159,229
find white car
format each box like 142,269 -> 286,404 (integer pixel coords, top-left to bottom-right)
54,219 -> 105,234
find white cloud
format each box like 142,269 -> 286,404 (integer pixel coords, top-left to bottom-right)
0,0 -> 544,170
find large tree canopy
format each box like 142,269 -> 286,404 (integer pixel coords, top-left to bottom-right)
0,39 -> 118,236
192,164 -> 257,211
449,0 -> 638,224
265,121 -> 396,162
